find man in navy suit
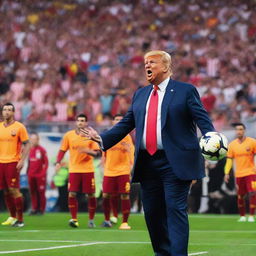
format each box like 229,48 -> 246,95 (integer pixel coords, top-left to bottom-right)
82,50 -> 214,256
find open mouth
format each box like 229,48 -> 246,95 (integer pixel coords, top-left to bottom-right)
146,70 -> 153,78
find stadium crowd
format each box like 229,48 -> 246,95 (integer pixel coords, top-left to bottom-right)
0,0 -> 256,131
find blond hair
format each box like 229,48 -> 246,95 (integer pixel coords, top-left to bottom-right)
144,50 -> 173,76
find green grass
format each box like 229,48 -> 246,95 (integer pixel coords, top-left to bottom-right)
0,213 -> 256,255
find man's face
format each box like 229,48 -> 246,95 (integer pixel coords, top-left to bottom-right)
144,55 -> 167,85
76,117 -> 87,129
235,125 -> 245,138
30,134 -> 39,146
113,116 -> 123,125
2,105 -> 15,121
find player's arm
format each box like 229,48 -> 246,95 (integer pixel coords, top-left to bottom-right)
55,150 -> 66,172
78,148 -> 102,157
224,158 -> 233,183
17,140 -> 31,171
42,149 -> 49,174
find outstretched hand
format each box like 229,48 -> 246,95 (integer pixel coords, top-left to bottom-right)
80,126 -> 101,143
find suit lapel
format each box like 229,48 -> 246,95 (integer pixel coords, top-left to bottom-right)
138,85 -> 153,127
135,85 -> 152,149
161,79 -> 176,129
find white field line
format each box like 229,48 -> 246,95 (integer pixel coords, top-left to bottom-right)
0,242 -> 208,256
0,240 -> 255,247
0,241 -> 207,255
1,229 -> 256,234
189,252 -> 208,256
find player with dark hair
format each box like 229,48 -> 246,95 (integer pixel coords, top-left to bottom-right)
0,102 -> 30,227
224,122 -> 256,222
55,114 -> 101,228
101,114 -> 134,229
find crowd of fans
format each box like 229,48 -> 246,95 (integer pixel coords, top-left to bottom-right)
0,0 -> 256,131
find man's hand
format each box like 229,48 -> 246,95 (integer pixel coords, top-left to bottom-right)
16,160 -> 24,171
224,174 -> 230,183
80,127 -> 101,143
55,163 -> 61,172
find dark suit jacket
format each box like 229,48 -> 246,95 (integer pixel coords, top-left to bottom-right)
101,79 -> 215,181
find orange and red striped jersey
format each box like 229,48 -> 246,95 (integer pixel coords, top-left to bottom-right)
60,130 -> 100,173
0,121 -> 29,163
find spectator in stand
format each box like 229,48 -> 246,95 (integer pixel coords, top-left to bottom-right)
101,114 -> 134,229
27,132 -> 48,215
0,0 -> 255,129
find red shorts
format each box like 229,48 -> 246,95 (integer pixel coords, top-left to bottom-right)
68,172 -> 95,194
103,175 -> 130,194
236,175 -> 256,195
0,162 -> 19,189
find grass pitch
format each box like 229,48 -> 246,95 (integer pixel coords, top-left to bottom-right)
0,213 -> 256,255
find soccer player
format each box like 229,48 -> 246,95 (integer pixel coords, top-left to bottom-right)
102,114 -> 135,229
0,102 -> 30,227
55,114 -> 101,228
27,133 -> 48,215
224,123 -> 256,222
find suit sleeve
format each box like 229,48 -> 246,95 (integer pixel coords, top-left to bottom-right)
101,106 -> 135,151
100,92 -> 137,151
187,86 -> 215,135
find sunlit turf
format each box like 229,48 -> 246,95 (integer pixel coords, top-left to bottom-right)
0,213 -> 256,255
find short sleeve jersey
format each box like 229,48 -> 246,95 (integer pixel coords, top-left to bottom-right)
60,130 -> 100,173
103,134 -> 135,177
227,137 -> 256,177
0,121 -> 29,163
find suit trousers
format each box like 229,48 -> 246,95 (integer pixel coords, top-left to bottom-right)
137,150 -> 191,256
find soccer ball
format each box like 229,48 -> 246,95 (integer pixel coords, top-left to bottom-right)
199,132 -> 228,161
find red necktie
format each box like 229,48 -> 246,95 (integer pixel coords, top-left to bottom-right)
146,85 -> 159,155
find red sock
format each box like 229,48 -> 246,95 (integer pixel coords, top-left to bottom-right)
249,194 -> 256,216
103,197 -> 111,221
88,197 -> 96,220
237,195 -> 246,216
110,194 -> 119,218
68,197 -> 78,220
4,193 -> 16,218
15,196 -> 23,222
121,198 -> 131,223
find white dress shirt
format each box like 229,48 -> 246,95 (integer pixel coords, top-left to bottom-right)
142,77 -> 170,150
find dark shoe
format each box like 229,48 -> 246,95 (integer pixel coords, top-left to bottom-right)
69,219 -> 79,228
101,220 -> 112,228
12,220 -> 25,227
29,210 -> 37,216
88,220 -> 96,228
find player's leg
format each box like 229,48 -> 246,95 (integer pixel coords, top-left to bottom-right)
36,176 -> 47,214
118,175 -> 131,230
83,173 -> 96,228
101,176 -> 114,227
6,162 -> 24,227
2,190 -> 17,225
246,175 -> 256,222
28,176 -> 38,214
68,173 -> 79,227
102,192 -> 112,227
110,193 -> 119,222
236,177 -> 247,221
0,163 -> 17,225
8,187 -> 24,227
